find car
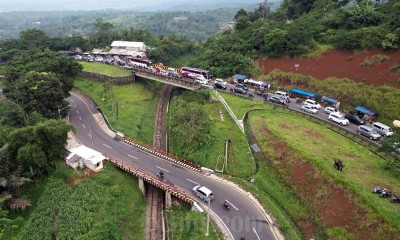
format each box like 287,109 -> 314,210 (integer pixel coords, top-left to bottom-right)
372,122 -> 394,137
304,99 -> 321,109
275,91 -> 290,102
302,104 -> 318,114
235,84 -> 248,91
214,79 -> 227,89
324,107 -> 338,114
357,125 -> 381,140
254,88 -> 265,95
345,112 -> 365,125
192,185 -> 214,201
269,95 -> 286,105
196,77 -> 208,85
329,112 -> 349,125
234,86 -> 248,94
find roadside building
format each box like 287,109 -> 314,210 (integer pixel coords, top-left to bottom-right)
109,41 -> 148,57
65,145 -> 105,172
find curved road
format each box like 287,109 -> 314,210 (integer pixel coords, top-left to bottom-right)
67,93 -> 277,240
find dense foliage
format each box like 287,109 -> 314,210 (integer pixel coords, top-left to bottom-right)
168,90 -> 212,162
191,0 -> 400,77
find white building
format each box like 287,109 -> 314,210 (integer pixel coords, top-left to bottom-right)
109,41 -> 148,57
66,145 -> 105,172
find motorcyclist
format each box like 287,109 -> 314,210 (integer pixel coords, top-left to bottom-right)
158,171 -> 164,178
224,200 -> 229,209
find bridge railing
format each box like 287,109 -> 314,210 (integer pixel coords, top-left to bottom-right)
108,156 -> 195,204
122,136 -> 202,171
131,66 -> 201,89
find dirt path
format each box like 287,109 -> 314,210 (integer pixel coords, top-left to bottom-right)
258,49 -> 400,88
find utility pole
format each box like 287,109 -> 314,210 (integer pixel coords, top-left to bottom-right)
205,196 -> 210,236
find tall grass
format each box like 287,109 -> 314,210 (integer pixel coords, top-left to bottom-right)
80,62 -> 132,77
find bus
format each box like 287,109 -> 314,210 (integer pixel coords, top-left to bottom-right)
130,57 -> 153,67
181,67 -> 213,79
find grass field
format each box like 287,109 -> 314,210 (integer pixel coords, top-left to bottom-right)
167,205 -> 222,240
248,109 -> 400,230
168,90 -> 254,178
74,77 -> 161,144
0,65 -> 7,75
80,62 -> 132,77
9,163 -> 147,239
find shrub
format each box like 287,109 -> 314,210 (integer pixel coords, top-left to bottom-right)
361,54 -> 390,67
389,64 -> 400,73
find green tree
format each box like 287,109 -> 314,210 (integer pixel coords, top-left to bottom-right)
7,120 -> 73,176
0,198 -> 19,238
0,100 -> 26,127
6,71 -> 67,119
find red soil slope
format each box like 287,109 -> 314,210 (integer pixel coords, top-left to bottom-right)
258,49 -> 400,88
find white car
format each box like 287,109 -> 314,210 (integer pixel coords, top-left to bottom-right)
324,106 -> 338,114
329,112 -> 349,125
302,104 -> 318,114
304,99 -> 321,109
192,185 -> 214,201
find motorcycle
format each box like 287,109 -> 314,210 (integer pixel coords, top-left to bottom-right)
392,194 -> 400,203
372,186 -> 383,194
379,189 -> 393,198
224,201 -> 230,210
248,93 -> 254,98
157,171 -> 164,179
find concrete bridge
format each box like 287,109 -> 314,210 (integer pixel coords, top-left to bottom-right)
132,67 -> 202,90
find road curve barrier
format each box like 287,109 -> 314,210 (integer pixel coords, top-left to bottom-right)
122,136 -> 202,172
108,156 -> 195,204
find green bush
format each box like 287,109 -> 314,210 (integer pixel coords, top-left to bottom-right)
361,54 -> 390,67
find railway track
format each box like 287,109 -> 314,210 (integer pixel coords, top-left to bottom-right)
145,85 -> 173,240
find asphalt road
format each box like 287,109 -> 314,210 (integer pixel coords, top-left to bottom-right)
211,81 -> 380,146
67,94 -> 277,240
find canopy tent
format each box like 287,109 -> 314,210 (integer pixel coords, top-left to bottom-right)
355,106 -> 377,116
232,74 -> 249,83
321,96 -> 338,104
247,79 -> 267,88
261,82 -> 271,88
290,88 -> 318,99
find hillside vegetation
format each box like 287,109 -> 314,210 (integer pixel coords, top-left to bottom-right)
191,0 -> 400,77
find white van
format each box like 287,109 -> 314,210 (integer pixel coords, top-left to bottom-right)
372,122 -> 394,136
275,91 -> 290,102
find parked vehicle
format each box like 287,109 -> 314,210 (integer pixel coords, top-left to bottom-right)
275,91 -> 290,102
255,88 -> 265,95
345,111 -> 365,125
302,104 -> 318,114
329,112 -> 349,125
215,79 -> 227,89
357,125 -> 381,140
235,84 -> 248,91
304,99 -> 321,109
234,86 -> 248,94
324,106 -> 338,114
269,95 -> 286,105
192,185 -> 214,201
372,122 -> 394,137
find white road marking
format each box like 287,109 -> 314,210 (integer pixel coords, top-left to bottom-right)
88,133 -> 92,138
82,124 -> 86,129
71,100 -> 74,102
186,178 -> 199,185
75,104 -> 77,108
103,144 -> 112,149
128,155 -> 138,159
156,166 -> 170,173
225,200 -> 239,211
79,117 -> 82,121
253,228 -> 260,240
76,110 -> 79,114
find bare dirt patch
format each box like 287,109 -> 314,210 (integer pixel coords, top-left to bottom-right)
254,118 -> 392,239
258,49 -> 400,88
